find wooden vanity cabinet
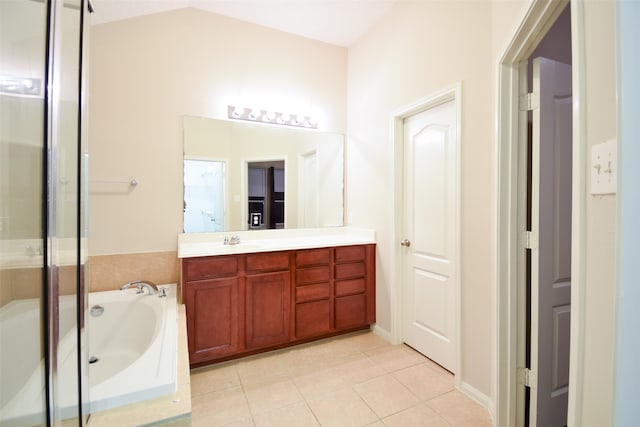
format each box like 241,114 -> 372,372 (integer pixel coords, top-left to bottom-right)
182,244 -> 375,366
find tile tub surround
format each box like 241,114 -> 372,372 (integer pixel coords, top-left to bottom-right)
178,227 -> 376,258
190,331 -> 492,427
87,305 -> 191,426
88,251 -> 180,293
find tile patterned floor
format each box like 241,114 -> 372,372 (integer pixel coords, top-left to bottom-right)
190,331 -> 493,427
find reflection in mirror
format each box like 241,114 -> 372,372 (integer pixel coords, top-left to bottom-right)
183,116 -> 344,232
184,160 -> 226,232
248,161 -> 285,229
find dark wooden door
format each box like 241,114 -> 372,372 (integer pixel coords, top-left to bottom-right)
185,277 -> 241,363
245,271 -> 291,349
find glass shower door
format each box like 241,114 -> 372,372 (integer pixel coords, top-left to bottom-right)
0,0 -> 48,425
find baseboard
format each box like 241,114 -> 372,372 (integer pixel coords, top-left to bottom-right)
459,381 -> 496,425
371,324 -> 392,343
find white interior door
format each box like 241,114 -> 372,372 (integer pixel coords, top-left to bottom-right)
402,100 -> 457,372
529,56 -> 572,427
300,150 -> 318,227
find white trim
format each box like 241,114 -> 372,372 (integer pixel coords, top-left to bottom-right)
460,381 -> 496,424
566,2 -> 587,425
495,0 -> 586,426
390,83 -> 462,385
371,324 -> 391,343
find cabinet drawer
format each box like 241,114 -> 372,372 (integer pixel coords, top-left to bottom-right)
246,252 -> 290,273
335,278 -> 366,297
335,262 -> 365,280
334,294 -> 367,329
296,266 -> 330,285
295,300 -> 331,338
296,248 -> 331,267
183,256 -> 239,281
295,283 -> 330,303
335,246 -> 366,263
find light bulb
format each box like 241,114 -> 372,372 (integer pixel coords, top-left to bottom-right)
232,106 -> 244,118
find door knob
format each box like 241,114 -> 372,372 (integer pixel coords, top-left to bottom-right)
400,239 -> 411,247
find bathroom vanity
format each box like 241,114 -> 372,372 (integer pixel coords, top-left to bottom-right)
178,228 -> 376,367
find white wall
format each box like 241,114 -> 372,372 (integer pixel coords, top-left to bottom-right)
578,1 -> 617,424
347,0 -> 495,399
88,8 -> 347,255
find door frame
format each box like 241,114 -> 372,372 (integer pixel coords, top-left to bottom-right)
495,0 -> 587,426
390,82 -> 462,388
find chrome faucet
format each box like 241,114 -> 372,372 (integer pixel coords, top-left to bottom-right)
224,235 -> 240,245
119,280 -> 159,295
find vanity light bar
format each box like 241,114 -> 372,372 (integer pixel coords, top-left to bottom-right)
228,106 -> 318,129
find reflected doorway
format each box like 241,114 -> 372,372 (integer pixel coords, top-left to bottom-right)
183,159 -> 226,232
248,161 -> 285,229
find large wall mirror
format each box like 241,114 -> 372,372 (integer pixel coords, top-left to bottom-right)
183,116 -> 344,232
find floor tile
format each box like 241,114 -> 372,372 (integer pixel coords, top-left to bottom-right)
293,366 -> 350,399
253,401 -> 320,427
244,379 -> 304,415
307,387 -> 378,427
392,362 -> 454,401
343,331 -> 391,353
426,390 -> 493,427
364,345 -> 426,373
331,355 -> 386,386
191,363 -> 240,396
190,386 -> 252,427
382,402 -> 451,427
236,351 -> 293,386
353,374 -> 420,418
188,332 -> 492,427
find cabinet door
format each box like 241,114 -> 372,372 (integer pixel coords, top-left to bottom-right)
296,300 -> 331,338
335,293 -> 367,329
245,271 -> 291,349
185,277 -> 240,363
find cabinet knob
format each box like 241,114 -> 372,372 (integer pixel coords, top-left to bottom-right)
400,239 -> 411,247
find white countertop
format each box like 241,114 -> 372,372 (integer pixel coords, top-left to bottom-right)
177,227 -> 375,258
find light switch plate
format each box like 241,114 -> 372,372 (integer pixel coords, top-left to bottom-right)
591,139 -> 617,195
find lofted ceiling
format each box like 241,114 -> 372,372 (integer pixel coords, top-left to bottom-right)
89,0 -> 398,47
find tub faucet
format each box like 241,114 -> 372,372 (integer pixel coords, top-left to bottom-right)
120,280 -> 159,295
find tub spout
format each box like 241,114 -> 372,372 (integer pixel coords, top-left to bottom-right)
120,280 -> 159,295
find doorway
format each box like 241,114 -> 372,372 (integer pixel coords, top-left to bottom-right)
392,83 -> 462,384
247,160 -> 285,229
496,1 -> 587,426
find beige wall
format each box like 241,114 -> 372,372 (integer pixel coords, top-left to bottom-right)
348,0 -> 619,417
88,8 -> 347,255
347,0 -> 495,398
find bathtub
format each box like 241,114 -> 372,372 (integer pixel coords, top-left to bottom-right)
0,284 -> 177,425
